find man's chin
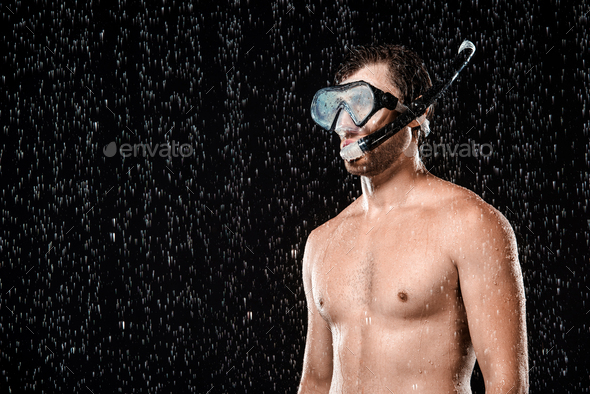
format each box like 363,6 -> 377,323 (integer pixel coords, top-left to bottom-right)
343,156 -> 372,176
342,145 -> 403,177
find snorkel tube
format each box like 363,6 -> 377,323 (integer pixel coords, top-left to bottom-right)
340,40 -> 476,162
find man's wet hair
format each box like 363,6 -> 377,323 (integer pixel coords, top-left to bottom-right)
334,44 -> 434,140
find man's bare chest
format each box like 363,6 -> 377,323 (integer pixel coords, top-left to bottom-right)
311,218 -> 460,323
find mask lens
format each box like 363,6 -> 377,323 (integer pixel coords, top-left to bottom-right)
311,83 -> 376,130
311,90 -> 342,130
340,84 -> 374,124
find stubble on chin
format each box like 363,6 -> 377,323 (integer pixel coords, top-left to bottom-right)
343,132 -> 409,177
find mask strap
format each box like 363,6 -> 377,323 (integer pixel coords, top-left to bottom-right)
415,113 -> 430,138
399,103 -> 431,138
394,101 -> 408,114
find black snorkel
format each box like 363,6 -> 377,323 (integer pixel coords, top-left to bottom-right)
339,40 -> 476,162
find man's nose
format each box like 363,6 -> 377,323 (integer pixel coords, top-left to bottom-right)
334,110 -> 361,132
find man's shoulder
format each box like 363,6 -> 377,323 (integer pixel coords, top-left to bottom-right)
311,198 -> 361,233
430,177 -> 516,248
426,176 -> 504,220
303,212 -> 343,272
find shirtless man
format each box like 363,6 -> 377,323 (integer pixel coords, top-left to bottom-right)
298,45 -> 528,393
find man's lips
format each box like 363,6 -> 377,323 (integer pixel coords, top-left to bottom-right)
341,139 -> 355,148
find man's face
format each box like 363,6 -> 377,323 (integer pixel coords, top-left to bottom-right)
338,63 -> 414,177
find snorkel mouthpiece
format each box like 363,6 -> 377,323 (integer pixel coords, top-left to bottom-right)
340,39 -> 476,162
340,139 -> 367,162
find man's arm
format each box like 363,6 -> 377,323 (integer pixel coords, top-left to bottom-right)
453,200 -> 528,393
298,229 -> 333,394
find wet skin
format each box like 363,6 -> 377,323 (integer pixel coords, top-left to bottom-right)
299,64 -> 528,393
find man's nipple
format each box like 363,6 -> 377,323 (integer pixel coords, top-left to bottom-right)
398,291 -> 408,302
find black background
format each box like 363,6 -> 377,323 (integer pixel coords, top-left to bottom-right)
1,0 -> 589,392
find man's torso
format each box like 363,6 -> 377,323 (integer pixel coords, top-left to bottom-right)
309,179 -> 477,393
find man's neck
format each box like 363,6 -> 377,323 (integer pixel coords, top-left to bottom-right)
360,156 -> 425,218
